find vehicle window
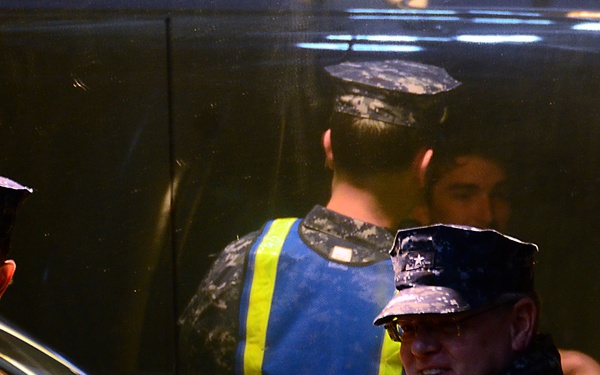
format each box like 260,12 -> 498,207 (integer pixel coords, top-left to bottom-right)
0,1 -> 599,374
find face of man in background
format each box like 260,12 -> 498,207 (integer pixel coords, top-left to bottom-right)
425,154 -> 511,231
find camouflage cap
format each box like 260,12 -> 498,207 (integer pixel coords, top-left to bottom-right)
324,60 -> 460,127
0,177 -> 32,260
373,224 -> 537,325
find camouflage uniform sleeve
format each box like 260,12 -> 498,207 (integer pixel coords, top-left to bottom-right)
178,230 -> 260,375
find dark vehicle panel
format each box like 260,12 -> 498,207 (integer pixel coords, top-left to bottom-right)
0,15 -> 173,374
0,2 -> 599,374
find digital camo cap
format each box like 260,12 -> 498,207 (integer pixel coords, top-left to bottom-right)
374,224 -> 537,325
325,60 -> 461,127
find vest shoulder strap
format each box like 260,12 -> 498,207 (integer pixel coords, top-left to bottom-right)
243,218 -> 298,374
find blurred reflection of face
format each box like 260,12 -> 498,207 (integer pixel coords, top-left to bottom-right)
428,155 -> 511,231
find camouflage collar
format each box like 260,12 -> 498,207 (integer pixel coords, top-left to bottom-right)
299,205 -> 395,265
498,334 -> 562,375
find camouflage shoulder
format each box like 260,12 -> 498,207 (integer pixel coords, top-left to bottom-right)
220,230 -> 261,259
178,229 -> 261,322
199,229 -> 261,289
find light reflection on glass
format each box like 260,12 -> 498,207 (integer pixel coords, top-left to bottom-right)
351,44 -> 422,52
567,11 -> 600,19
456,34 -> 541,43
471,17 -> 553,25
356,35 -> 419,42
325,35 -> 451,43
349,15 -> 461,21
326,35 -> 353,41
468,10 -> 541,17
299,33 -> 542,51
572,22 -> 600,31
348,8 -> 456,15
296,42 -> 349,50
295,42 -> 422,52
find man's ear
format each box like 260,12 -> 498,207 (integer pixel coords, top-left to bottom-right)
322,129 -> 334,170
509,298 -> 536,352
0,260 -> 15,298
412,148 -> 433,187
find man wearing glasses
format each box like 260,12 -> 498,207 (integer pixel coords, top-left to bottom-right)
374,224 -> 563,375
407,134 -> 600,375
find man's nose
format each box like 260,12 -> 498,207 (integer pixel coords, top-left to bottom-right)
409,328 -> 443,357
474,195 -> 494,228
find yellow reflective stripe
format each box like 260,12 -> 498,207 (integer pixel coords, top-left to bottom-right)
379,288 -> 403,375
243,218 -> 297,375
378,333 -> 403,375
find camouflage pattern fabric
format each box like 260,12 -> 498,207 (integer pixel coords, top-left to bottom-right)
374,224 -> 537,325
177,205 -> 395,375
325,59 -> 460,127
498,334 -> 563,375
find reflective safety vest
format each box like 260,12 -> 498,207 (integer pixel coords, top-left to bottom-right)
236,218 -> 403,375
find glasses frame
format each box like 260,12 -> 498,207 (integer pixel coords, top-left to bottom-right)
384,300 -> 516,343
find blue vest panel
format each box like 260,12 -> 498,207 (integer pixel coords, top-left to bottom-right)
237,219 -> 399,375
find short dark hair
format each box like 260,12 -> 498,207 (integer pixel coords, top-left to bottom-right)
329,112 -> 429,177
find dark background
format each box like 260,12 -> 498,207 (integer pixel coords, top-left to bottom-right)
0,2 -> 599,374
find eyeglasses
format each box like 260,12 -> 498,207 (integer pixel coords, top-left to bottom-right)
384,302 -> 513,343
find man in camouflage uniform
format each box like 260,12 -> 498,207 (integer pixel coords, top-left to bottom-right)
374,224 -> 563,375
409,136 -> 600,375
178,60 -> 460,374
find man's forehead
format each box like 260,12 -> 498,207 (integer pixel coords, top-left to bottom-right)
452,155 -> 504,171
438,155 -> 506,187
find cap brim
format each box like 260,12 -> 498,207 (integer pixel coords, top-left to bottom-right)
373,286 -> 471,326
